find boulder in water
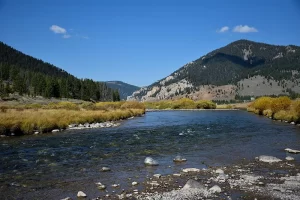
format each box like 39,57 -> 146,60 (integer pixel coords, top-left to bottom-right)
101,167 -> 111,172
285,148 -> 300,154
77,191 -> 87,198
144,157 -> 159,166
173,155 -> 187,163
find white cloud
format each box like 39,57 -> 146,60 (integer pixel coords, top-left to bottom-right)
233,25 -> 258,33
63,34 -> 71,39
217,26 -> 229,33
50,25 -> 66,34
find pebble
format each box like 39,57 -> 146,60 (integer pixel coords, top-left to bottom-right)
61,197 -> 72,200
153,174 -> 162,178
209,185 -> 222,193
132,181 -> 138,186
112,184 -> 120,188
101,167 -> 111,172
173,173 -> 181,177
77,191 -> 87,198
182,168 -> 200,173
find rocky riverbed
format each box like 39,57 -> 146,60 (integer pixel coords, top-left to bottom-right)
57,153 -> 300,200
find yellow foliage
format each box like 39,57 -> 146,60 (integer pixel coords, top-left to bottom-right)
250,97 -> 273,114
270,96 -> 291,114
262,109 -> 273,118
273,110 -> 298,122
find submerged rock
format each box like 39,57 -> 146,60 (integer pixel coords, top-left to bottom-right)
144,157 -> 159,166
286,156 -> 295,161
256,155 -> 282,163
173,155 -> 187,163
132,181 -> 138,186
77,191 -> 87,198
61,197 -> 72,200
95,182 -> 106,190
101,167 -> 111,172
285,148 -> 300,154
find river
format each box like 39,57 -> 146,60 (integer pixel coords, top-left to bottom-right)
1,110 -> 300,199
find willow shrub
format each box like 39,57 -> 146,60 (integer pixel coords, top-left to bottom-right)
270,96 -> 291,114
195,100 -> 216,109
250,97 -> 273,114
273,110 -> 298,122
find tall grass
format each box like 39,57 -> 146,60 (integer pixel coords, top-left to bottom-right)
248,96 -> 300,123
144,98 -> 216,110
0,101 -> 145,135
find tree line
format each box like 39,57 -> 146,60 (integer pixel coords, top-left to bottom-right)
0,42 -> 120,101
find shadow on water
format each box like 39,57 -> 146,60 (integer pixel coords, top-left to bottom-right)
1,110 -> 300,199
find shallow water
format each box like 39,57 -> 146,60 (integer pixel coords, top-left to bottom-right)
1,110 -> 300,199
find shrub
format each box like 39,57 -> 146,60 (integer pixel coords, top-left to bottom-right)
172,98 -> 195,109
262,109 -> 273,118
195,100 -> 216,109
251,97 -> 273,114
270,96 -> 291,114
273,110 -> 298,122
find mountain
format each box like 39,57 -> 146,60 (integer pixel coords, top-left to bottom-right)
0,41 -> 119,101
129,39 -> 300,101
105,81 -> 140,100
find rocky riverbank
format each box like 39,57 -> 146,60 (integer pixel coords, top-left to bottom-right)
58,151 -> 300,200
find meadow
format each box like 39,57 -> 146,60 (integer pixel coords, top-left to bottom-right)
0,101 -> 145,135
143,98 -> 216,110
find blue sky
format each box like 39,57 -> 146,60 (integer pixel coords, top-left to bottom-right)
0,0 -> 300,86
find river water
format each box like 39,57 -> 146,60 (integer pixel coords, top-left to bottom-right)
1,110 -> 300,199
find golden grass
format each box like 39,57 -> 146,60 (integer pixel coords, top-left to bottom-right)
143,98 -> 216,110
0,108 -> 145,135
0,101 -> 146,135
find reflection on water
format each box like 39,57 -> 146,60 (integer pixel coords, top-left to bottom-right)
1,110 -> 300,199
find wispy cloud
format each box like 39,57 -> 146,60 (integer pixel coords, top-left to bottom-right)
233,25 -> 258,33
49,25 -> 89,39
63,34 -> 71,39
50,25 -> 66,34
217,26 -> 229,33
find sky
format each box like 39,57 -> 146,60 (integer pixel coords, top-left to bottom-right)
0,0 -> 300,87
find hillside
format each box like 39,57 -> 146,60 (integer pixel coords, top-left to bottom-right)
105,81 -> 140,100
0,41 -> 118,101
129,40 -> 300,101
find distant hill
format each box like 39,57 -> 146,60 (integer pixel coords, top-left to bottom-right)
129,39 -> 300,101
106,81 -> 140,100
0,41 -> 118,101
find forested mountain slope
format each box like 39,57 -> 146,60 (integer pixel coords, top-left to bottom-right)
0,41 -> 118,101
129,40 -> 300,101
106,81 -> 140,100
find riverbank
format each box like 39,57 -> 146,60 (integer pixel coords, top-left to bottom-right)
0,101 -> 145,136
247,96 -> 300,124
56,152 -> 300,200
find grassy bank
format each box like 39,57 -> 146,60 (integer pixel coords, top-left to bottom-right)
247,96 -> 300,123
0,101 -> 145,136
143,98 -> 216,110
